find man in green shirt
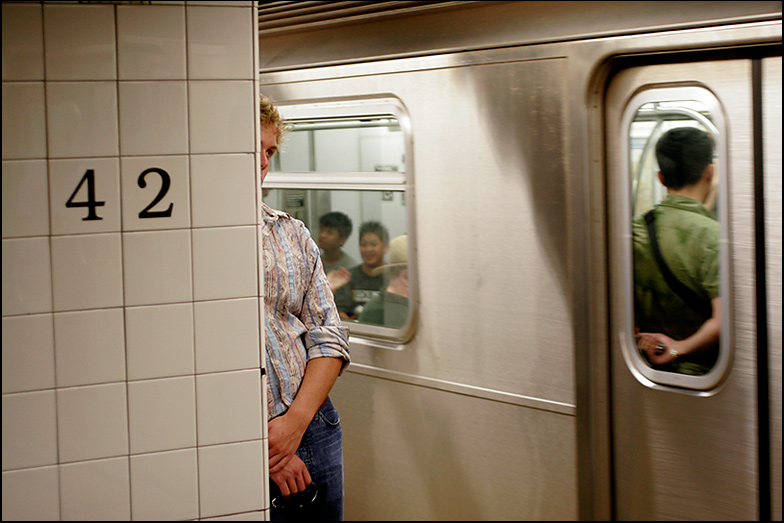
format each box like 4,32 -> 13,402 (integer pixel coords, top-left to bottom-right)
633,127 -> 721,375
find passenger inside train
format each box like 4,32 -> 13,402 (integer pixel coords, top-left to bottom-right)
633,127 -> 721,376
318,211 -> 357,275
333,221 -> 390,320
358,234 -> 410,329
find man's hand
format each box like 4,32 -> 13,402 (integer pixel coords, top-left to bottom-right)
270,454 -> 311,498
268,410 -> 308,474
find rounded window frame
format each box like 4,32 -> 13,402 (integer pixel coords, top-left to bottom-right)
264,96 -> 417,347
618,85 -> 733,392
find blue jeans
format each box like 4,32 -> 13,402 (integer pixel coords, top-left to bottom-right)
270,398 -> 344,521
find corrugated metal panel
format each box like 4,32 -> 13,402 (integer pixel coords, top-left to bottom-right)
258,1 -> 476,33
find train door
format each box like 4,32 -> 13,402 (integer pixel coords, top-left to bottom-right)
606,57 -> 781,520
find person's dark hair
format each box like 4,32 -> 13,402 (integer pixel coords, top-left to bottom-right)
655,127 -> 715,189
319,212 -> 353,239
359,221 -> 389,245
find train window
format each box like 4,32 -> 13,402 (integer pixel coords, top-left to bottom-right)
621,87 -> 730,390
264,99 -> 414,344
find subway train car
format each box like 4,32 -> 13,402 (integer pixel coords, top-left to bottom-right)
257,2 -> 782,520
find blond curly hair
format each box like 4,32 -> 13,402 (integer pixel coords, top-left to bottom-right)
260,93 -> 289,144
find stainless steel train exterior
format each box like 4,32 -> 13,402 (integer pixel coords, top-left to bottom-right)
256,2 -> 782,520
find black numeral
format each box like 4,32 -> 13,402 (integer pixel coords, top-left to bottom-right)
65,169 -> 105,221
138,167 -> 173,219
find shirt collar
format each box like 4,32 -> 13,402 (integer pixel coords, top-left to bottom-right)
660,193 -> 716,220
261,202 -> 291,223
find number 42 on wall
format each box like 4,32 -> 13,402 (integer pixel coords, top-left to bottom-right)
66,168 -> 174,221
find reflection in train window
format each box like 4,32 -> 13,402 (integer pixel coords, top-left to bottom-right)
264,103 -> 413,342
624,91 -> 729,389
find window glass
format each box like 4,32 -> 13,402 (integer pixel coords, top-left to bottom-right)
264,105 -> 413,341
624,89 -> 729,389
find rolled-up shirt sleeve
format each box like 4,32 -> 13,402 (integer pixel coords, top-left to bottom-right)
301,245 -> 351,373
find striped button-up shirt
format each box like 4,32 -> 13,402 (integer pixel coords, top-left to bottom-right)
261,202 -> 350,419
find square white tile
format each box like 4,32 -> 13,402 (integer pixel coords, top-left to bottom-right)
125,302 -> 194,380
2,314 -> 56,394
187,5 -> 254,80
1,466 -> 60,521
188,81 -> 255,154
191,153 -> 257,227
1,390 -> 58,471
1,82 -> 47,160
49,157 -> 121,235
192,226 -> 258,301
59,457 -> 131,521
121,155 -> 190,231
195,298 -> 260,374
54,308 -> 126,388
117,4 -> 187,80
46,81 -> 119,159
128,376 -> 196,454
130,449 -> 199,521
51,233 -> 123,312
2,160 -> 49,238
196,369 -> 262,446
122,229 -> 193,306
57,382 -> 129,463
43,4 -> 116,81
2,3 -> 44,81
118,81 -> 189,156
198,440 -> 265,519
1,237 -> 52,316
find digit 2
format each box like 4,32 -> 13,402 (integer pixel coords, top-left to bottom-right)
137,167 -> 173,219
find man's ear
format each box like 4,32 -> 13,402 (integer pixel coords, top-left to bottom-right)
704,163 -> 714,183
657,171 -> 666,187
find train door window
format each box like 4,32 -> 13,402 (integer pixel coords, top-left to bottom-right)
621,87 -> 730,390
264,98 -> 414,343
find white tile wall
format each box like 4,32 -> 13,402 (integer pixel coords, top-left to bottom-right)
122,229 -> 193,306
125,303 -> 195,380
49,158 -> 122,235
128,376 -> 197,454
60,457 -> 131,520
196,369 -> 263,446
198,440 -> 266,518
54,309 -> 126,388
57,383 -> 129,463
118,81 -> 189,155
2,390 -> 58,471
46,82 -> 120,158
130,449 -> 199,520
1,3 -> 45,82
1,82 -> 47,160
2,236 -> 53,316
117,5 -> 187,81
2,314 -> 56,394
1,160 -> 50,237
191,153 -> 257,227
195,298 -> 261,373
1,466 -> 60,521
192,226 -> 259,300
1,2 -> 266,520
120,155 -> 191,231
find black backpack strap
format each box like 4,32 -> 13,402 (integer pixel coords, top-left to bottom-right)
644,209 -> 712,319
